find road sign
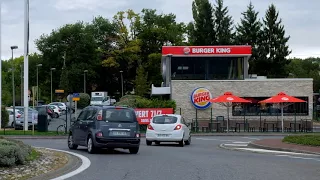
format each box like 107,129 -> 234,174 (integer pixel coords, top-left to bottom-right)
55,89 -> 64,93
72,97 -> 80,101
73,93 -> 80,97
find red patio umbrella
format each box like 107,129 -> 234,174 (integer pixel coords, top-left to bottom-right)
259,92 -> 306,133
209,92 -> 251,132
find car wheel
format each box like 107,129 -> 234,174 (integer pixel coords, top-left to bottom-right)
55,113 -> 59,118
184,135 -> 191,145
155,142 -> 160,145
129,147 -> 139,154
87,136 -> 97,154
11,122 -> 14,128
146,140 -> 152,146
178,136 -> 184,147
68,134 -> 78,150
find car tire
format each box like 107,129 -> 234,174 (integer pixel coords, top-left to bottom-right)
146,140 -> 152,146
178,135 -> 184,147
68,134 -> 78,150
184,135 -> 191,145
55,113 -> 59,118
87,136 -> 97,154
129,147 -> 139,154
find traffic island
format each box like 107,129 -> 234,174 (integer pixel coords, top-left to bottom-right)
249,138 -> 320,155
0,137 -> 82,180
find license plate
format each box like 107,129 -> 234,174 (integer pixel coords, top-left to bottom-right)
111,131 -> 128,136
157,134 -> 169,137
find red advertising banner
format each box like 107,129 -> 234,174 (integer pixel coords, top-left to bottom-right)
162,46 -> 252,56
135,108 -> 174,124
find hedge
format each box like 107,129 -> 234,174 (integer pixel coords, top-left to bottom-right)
0,138 -> 33,167
1,106 -> 9,128
77,93 -> 90,109
282,135 -> 320,146
115,95 -> 176,110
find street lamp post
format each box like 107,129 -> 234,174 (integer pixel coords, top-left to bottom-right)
11,45 -> 18,124
120,70 -> 123,97
50,68 -> 56,102
84,70 -> 88,93
36,64 -> 42,105
20,64 -> 23,105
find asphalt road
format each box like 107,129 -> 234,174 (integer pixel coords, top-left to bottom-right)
21,136 -> 320,180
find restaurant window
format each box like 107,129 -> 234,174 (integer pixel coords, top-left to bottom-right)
232,97 -> 309,116
171,57 -> 244,80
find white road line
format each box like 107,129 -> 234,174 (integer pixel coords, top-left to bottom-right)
235,148 -> 319,156
223,144 -> 249,147
232,141 -> 250,144
276,155 -> 320,161
195,138 -> 234,141
242,137 -> 260,140
35,147 -> 91,180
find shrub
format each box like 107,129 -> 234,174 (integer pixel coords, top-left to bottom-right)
282,135 -> 320,146
0,138 -> 32,167
115,95 -> 176,110
1,106 -> 9,128
77,93 -> 90,109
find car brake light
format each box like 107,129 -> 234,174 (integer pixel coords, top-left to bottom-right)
96,132 -> 103,137
147,124 -> 154,130
17,114 -> 21,118
174,124 -> 182,130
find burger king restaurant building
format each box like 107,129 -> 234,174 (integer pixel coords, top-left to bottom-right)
151,45 -> 313,131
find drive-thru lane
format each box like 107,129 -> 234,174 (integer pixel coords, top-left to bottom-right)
21,136 -> 320,180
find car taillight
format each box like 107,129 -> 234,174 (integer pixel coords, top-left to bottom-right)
96,132 -> 103,137
17,114 -> 21,118
147,125 -> 154,130
174,124 -> 182,130
58,109 -> 61,112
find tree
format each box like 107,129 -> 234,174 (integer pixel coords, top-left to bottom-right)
213,0 -> 234,45
134,62 -> 149,97
235,2 -> 263,74
188,0 -> 216,45
259,4 -> 291,77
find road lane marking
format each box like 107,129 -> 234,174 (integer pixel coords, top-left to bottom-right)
235,148 -> 319,156
195,138 -> 234,141
276,155 -> 320,161
232,141 -> 250,144
35,147 -> 91,180
223,144 -> 249,147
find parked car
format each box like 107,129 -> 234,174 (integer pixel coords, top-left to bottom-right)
68,105 -> 140,154
145,114 -> 191,147
13,106 -> 38,130
5,108 -> 24,127
34,105 -> 54,121
49,102 -> 67,111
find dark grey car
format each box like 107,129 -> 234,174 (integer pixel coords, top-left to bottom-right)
68,105 -> 141,154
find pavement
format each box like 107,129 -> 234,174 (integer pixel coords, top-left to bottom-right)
19,136 -> 320,180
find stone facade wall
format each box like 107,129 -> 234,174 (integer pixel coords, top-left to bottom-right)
171,79 -> 313,122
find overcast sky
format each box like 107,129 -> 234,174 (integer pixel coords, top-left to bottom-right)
1,0 -> 319,60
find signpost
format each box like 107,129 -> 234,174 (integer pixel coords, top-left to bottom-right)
72,93 -> 80,118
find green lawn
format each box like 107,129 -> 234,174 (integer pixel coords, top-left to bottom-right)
282,134 -> 320,146
0,129 -> 60,136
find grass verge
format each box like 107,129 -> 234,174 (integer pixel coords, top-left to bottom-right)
282,134 -> 320,146
26,148 -> 41,162
0,130 -> 61,136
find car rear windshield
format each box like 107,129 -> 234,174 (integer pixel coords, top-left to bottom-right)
152,116 -> 178,124
102,109 -> 136,122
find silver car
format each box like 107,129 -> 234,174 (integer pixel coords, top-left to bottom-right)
13,106 -> 38,130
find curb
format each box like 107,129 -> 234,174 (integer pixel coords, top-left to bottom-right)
29,148 -> 82,180
248,142 -> 320,156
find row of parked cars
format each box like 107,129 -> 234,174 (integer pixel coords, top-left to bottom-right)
4,102 -> 68,130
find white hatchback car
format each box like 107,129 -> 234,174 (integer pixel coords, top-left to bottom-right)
146,114 -> 191,147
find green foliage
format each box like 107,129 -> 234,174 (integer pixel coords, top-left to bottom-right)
1,106 -> 9,128
134,63 -> 149,97
0,138 -> 32,167
77,93 -> 91,109
115,95 -> 176,110
283,135 -> 320,146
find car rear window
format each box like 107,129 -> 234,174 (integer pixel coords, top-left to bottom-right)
102,108 -> 136,122
152,116 -> 177,124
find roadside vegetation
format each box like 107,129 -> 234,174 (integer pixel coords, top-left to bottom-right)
282,134 -> 320,146
0,136 -> 40,167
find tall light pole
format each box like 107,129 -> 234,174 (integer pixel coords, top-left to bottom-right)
84,70 -> 88,93
0,2 -> 2,129
11,45 -> 18,124
20,64 -> 23,105
120,70 -> 123,97
36,64 -> 42,105
50,67 -> 56,102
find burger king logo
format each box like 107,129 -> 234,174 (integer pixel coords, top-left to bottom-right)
183,47 -> 190,55
190,87 -> 213,109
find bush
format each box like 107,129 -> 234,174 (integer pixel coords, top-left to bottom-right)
0,138 -> 32,167
282,135 -> 320,146
115,95 -> 176,110
1,106 -> 9,128
77,93 -> 90,109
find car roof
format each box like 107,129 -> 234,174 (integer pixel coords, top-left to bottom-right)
153,114 -> 181,118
